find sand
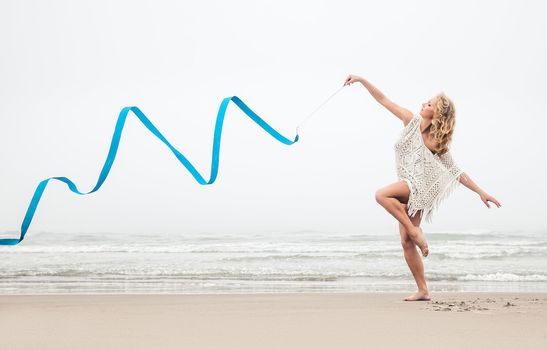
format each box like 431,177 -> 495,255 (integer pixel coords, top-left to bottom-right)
1,292 -> 546,349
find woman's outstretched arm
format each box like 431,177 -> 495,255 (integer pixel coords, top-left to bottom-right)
438,151 -> 502,210
459,172 -> 480,193
459,173 -> 502,209
344,74 -> 413,125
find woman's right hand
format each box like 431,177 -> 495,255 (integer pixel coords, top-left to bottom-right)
344,74 -> 363,86
479,192 -> 502,209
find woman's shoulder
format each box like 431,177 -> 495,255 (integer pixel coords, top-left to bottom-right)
403,113 -> 421,128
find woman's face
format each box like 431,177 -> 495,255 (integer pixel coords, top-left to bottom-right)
420,96 -> 437,119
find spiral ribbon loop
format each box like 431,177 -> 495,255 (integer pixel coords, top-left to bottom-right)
0,96 -> 299,246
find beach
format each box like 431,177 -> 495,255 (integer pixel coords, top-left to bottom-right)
2,229 -> 546,349
1,292 -> 546,350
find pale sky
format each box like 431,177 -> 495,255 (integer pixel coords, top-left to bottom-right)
1,0 -> 545,238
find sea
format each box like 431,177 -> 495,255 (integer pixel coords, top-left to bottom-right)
1,229 -> 546,294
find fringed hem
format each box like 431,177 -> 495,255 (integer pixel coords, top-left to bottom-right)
402,178 -> 421,219
421,171 -> 464,223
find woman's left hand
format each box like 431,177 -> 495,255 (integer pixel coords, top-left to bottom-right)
479,192 -> 501,209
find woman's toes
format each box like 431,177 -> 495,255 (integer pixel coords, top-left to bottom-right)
412,227 -> 429,257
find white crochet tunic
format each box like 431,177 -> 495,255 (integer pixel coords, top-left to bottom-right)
394,113 -> 467,223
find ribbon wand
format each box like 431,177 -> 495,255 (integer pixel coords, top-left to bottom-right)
296,84 -> 346,136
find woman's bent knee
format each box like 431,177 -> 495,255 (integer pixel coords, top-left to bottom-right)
374,190 -> 384,204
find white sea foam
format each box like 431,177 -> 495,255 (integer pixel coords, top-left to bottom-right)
459,273 -> 547,282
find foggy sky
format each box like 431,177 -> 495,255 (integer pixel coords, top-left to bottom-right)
1,0 -> 545,238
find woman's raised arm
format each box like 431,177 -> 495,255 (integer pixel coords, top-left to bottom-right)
344,74 -> 413,126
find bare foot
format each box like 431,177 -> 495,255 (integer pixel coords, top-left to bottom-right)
409,226 -> 429,257
403,290 -> 431,301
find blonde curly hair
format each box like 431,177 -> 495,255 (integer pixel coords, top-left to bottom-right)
430,92 -> 456,156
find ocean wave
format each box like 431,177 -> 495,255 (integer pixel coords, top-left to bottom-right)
0,244 -> 396,254
221,254 -> 342,262
458,273 -> 547,282
432,248 -> 547,260
0,268 -> 409,281
2,267 -> 547,284
3,244 -> 547,262
6,240 -> 545,253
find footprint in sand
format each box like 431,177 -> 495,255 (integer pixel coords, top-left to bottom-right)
425,299 -> 493,313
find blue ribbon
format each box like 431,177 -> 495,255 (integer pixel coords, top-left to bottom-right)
1,96 -> 299,246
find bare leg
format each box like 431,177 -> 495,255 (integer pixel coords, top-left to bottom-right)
399,204 -> 430,301
375,181 -> 429,257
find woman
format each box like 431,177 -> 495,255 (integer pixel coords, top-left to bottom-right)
343,74 -> 501,301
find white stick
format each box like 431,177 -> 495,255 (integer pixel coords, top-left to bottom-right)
296,84 -> 346,135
